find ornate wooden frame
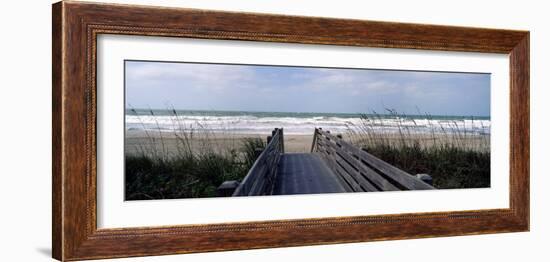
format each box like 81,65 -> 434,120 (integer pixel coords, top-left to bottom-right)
52,1 -> 529,261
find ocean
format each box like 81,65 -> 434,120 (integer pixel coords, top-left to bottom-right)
125,109 -> 491,135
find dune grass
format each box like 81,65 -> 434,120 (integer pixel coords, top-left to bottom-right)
126,106 -> 490,199
346,110 -> 490,189
125,108 -> 265,200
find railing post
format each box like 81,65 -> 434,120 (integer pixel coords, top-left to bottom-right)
217,180 -> 240,197
254,148 -> 263,159
416,174 -> 433,186
311,128 -> 318,153
280,128 -> 284,153
267,136 -> 272,144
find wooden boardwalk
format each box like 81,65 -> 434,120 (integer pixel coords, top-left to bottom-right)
223,128 -> 435,197
273,153 -> 346,195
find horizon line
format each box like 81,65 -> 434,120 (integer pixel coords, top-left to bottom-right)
125,107 -> 491,118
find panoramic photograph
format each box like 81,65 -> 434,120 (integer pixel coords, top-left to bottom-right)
124,60 -> 490,200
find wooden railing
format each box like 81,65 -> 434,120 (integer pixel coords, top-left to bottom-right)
312,128 -> 434,192
232,128 -> 284,196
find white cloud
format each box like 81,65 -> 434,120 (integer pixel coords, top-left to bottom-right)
126,61 -> 256,91
125,61 -> 490,115
291,69 -> 401,96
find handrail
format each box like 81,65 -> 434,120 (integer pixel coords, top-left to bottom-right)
312,128 -> 434,192
232,128 -> 284,196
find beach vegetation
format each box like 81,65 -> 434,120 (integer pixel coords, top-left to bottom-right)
346,109 -> 490,189
125,108 -> 265,200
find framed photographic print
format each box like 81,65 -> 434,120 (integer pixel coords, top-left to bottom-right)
52,1 -> 529,261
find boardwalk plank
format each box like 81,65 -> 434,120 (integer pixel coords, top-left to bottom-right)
273,153 -> 347,195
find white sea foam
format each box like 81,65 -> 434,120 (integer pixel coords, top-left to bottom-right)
125,114 -> 491,135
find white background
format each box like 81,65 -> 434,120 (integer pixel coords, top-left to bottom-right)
98,35 -> 509,228
0,0 -> 546,261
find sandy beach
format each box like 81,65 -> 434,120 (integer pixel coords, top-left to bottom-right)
125,129 -> 315,156
125,128 -> 489,158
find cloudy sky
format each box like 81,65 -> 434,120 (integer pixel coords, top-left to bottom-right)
125,60 -> 490,116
